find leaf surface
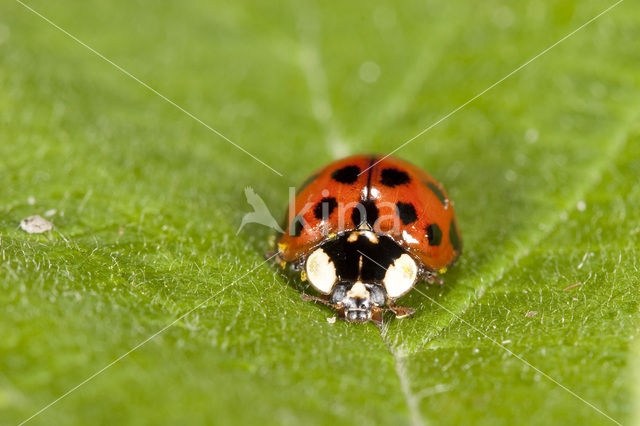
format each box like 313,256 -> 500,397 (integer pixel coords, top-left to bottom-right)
1,0 -> 639,425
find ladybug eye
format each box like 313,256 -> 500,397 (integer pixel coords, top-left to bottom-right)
368,285 -> 386,306
305,248 -> 337,294
383,254 -> 417,298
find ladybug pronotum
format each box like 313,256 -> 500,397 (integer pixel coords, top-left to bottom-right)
273,154 -> 461,324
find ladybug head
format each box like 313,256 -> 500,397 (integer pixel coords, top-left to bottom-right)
330,281 -> 386,323
304,233 -> 419,323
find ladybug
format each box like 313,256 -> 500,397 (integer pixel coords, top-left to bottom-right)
274,154 -> 461,324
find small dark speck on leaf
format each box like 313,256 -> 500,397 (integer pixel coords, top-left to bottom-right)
525,311 -> 538,318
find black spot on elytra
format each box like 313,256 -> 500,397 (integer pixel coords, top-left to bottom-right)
449,219 -> 461,252
331,165 -> 360,184
396,202 -> 417,225
313,197 -> 338,220
290,215 -> 304,237
380,168 -> 411,187
426,223 -> 442,246
351,200 -> 379,227
426,181 -> 447,205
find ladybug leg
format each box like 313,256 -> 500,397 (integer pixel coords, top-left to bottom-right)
301,293 -> 339,309
265,250 -> 294,272
423,270 -> 444,285
370,306 -> 384,325
293,258 -> 305,271
264,249 -> 277,260
386,302 -> 415,319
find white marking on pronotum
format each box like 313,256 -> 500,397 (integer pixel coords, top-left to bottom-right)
346,282 -> 368,299
305,248 -> 337,294
362,231 -> 379,244
383,254 -> 417,298
347,230 -> 379,244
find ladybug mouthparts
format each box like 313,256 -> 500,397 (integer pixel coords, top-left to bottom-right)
345,309 -> 370,323
331,281 -> 385,323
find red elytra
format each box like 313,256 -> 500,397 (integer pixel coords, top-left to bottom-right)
277,154 -> 462,272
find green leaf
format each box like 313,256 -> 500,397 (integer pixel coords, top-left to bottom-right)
1,0 -> 639,425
